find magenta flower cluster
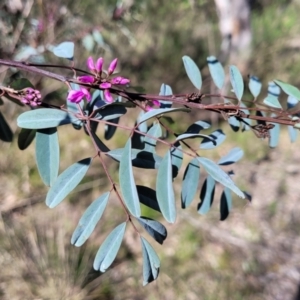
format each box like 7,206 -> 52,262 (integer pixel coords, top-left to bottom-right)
21,88 -> 42,106
67,57 -> 130,104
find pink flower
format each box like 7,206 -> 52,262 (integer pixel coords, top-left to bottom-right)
21,88 -> 42,106
100,82 -> 112,89
108,58 -> 118,75
78,75 -> 95,84
104,89 -> 113,103
111,76 -> 130,85
87,57 -> 103,74
152,100 -> 160,107
67,87 -> 91,103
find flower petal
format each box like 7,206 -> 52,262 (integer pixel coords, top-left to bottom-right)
87,57 -> 95,71
108,58 -> 118,75
100,82 -> 112,89
104,89 -> 113,103
111,76 -> 130,85
78,76 -> 95,84
81,87 -> 91,102
67,90 -> 84,103
96,57 -> 104,73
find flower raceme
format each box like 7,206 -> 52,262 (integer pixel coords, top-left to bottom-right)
69,56 -> 130,104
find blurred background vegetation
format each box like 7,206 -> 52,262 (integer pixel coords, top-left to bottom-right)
1,0 -> 300,299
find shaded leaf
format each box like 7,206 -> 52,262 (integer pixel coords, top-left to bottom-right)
197,157 -> 245,198
207,56 -> 225,89
170,143 -> 183,178
218,147 -> 244,166
287,95 -> 298,109
175,133 -> 213,143
36,128 -> 59,186
71,192 -> 110,247
156,151 -> 176,223
185,120 -> 210,133
0,112 -> 13,142
105,120 -> 119,140
269,124 -> 280,148
52,41 -> 74,60
136,185 -> 161,212
159,83 -> 173,108
220,187 -> 232,221
182,56 -> 202,90
18,128 -> 36,150
144,123 -> 162,153
90,130 -> 110,152
181,158 -> 200,208
17,109 -> 78,129
228,116 -> 240,132
94,104 -> 127,121
198,175 -> 215,215
200,129 -> 225,149
229,65 -> 244,101
288,125 -> 297,143
248,75 -> 262,98
93,222 -> 126,272
46,157 -> 92,208
137,217 -> 167,244
139,107 -> 190,124
119,139 -> 141,217
107,148 -> 162,169
141,237 -> 160,286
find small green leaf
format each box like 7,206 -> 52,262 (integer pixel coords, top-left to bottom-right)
17,109 -> 78,129
137,217 -> 167,244
269,114 -> 280,148
274,80 -> 300,100
263,95 -> 282,109
141,237 -> 160,286
52,41 -> 74,60
36,128 -> 59,186
182,56 -> 202,90
229,65 -> 244,101
197,157 -> 245,198
0,111 -> 13,142
82,34 -> 95,52
18,128 -> 36,150
119,139 -> 141,217
220,187 -> 232,221
207,56 -> 225,90
71,192 -> 110,247
198,175 -> 215,215
156,151 -> 176,223
93,222 -> 126,272
181,158 -> 200,208
248,76 -> 262,98
139,107 -> 190,124
46,157 -> 92,208
218,147 -> 244,166
159,83 -> 173,108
